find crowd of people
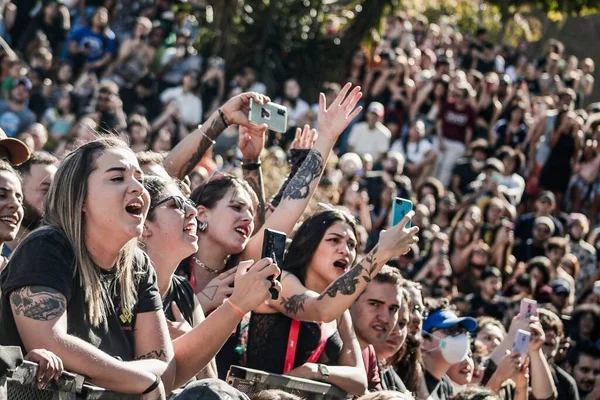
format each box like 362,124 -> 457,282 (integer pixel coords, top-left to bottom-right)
0,1 -> 599,400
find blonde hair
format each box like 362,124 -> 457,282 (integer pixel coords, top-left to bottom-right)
44,137 -> 140,327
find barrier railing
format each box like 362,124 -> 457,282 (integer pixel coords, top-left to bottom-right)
227,365 -> 348,400
0,346 -> 137,400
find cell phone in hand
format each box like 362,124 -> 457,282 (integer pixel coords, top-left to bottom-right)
519,298 -> 537,320
594,281 -> 600,296
391,197 -> 413,228
261,229 -> 287,300
513,329 -> 531,360
249,99 -> 288,133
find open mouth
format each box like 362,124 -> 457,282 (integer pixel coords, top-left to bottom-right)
125,199 -> 144,217
333,259 -> 349,271
371,323 -> 388,333
0,215 -> 19,225
184,221 -> 197,235
234,226 -> 250,239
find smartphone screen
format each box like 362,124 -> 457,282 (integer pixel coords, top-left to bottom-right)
520,298 -> 537,320
261,229 -> 287,300
513,329 -> 531,360
391,197 -> 413,228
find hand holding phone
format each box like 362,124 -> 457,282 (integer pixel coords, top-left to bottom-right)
520,298 -> 537,320
261,229 -> 287,300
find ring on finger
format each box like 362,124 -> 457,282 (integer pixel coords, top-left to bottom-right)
412,236 -> 419,243
269,279 -> 276,288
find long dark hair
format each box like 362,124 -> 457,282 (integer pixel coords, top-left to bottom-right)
284,209 -> 359,285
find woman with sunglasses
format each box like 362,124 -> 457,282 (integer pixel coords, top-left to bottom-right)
141,175 -> 280,387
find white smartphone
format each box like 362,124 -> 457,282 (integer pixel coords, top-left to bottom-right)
248,99 -> 288,133
513,329 -> 531,360
520,298 -> 537,320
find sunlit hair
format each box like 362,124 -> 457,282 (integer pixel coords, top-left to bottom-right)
44,137 -> 141,327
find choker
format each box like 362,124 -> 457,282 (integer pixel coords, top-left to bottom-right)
192,256 -> 221,275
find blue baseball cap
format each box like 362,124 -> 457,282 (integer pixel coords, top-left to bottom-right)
423,309 -> 477,334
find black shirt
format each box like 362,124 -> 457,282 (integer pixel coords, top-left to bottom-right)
553,365 -> 579,400
425,370 -> 455,400
163,274 -> 196,326
0,226 -> 162,361
452,160 -> 480,196
513,239 -> 547,263
380,366 -> 408,392
467,293 -> 509,321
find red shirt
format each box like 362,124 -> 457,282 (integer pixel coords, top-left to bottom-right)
361,345 -> 383,392
438,100 -> 476,143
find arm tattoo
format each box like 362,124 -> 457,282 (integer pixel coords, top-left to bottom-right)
135,349 -> 168,361
366,246 -> 380,277
10,286 -> 66,321
318,264 -> 365,299
179,113 -> 226,179
200,285 -> 218,301
281,149 -> 324,201
271,149 -> 310,207
244,166 -> 266,227
280,293 -> 309,315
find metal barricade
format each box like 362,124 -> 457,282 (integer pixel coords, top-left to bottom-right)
226,365 -> 348,400
0,346 -> 138,400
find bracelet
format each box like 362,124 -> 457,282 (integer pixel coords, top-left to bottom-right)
242,160 -> 262,171
142,374 -> 160,394
218,108 -> 229,127
197,125 -> 216,146
225,299 -> 245,318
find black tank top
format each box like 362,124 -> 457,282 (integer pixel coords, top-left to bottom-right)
162,275 -> 195,326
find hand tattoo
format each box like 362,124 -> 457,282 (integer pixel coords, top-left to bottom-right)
281,293 -> 309,315
135,349 -> 168,361
10,286 -> 66,321
282,149 -> 324,200
200,285 -> 218,301
179,114 -> 226,179
319,264 -> 365,299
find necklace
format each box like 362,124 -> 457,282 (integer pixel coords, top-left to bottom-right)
192,256 -> 221,275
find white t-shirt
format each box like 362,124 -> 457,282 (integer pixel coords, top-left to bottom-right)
347,121 -> 391,158
160,87 -> 203,126
390,138 -> 434,165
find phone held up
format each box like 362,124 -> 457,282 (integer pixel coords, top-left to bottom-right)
261,229 -> 287,300
391,197 -> 413,228
249,99 -> 288,133
520,298 -> 537,320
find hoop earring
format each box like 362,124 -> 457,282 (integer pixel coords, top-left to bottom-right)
198,221 -> 208,232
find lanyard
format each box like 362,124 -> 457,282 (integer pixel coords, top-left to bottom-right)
283,319 -> 328,373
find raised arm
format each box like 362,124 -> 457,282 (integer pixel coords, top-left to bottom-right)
163,92 -> 270,180
11,286 -> 172,395
238,125 -> 268,228
243,83 -> 363,261
266,213 -> 419,323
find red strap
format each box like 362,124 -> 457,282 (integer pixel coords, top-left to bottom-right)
189,258 -> 196,292
283,320 -> 328,373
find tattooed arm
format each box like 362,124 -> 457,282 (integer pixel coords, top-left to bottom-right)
242,84 -> 364,262
10,286 -> 172,394
163,92 -> 270,180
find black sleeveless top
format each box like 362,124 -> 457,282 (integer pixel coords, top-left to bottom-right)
246,313 -> 343,374
162,275 -> 195,326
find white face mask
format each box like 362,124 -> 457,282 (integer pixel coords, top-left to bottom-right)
471,160 -> 485,169
427,333 -> 470,365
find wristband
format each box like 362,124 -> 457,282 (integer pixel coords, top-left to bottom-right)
142,374 -> 160,394
242,160 -> 262,171
218,108 -> 229,127
226,299 -> 245,318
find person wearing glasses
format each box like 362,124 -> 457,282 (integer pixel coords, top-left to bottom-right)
433,82 -> 477,188
140,174 -> 280,387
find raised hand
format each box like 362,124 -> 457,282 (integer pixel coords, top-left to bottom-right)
25,349 -> 64,390
229,258 -> 282,314
377,210 -> 420,261
197,266 -> 237,313
290,124 -> 317,150
317,82 -> 363,142
166,302 -> 193,340
221,92 -> 271,128
238,124 -> 268,161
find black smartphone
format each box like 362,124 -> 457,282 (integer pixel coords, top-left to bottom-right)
261,229 -> 287,300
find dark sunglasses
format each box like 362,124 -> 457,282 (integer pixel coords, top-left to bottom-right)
437,285 -> 452,291
150,195 -> 196,212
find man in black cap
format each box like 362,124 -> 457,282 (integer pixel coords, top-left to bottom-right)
0,77 -> 36,137
514,190 -> 563,244
466,266 -> 508,320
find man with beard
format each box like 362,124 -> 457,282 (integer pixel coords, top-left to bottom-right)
3,152 -> 58,257
538,308 -> 579,400
0,78 -> 36,137
350,265 -> 405,392
567,341 -> 600,400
